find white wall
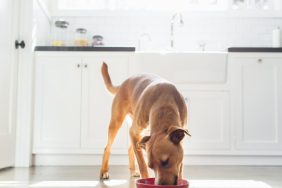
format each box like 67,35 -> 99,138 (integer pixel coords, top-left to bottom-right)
33,0 -> 51,46
40,13 -> 281,51
33,5 -> 282,50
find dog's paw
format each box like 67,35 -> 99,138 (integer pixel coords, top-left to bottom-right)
100,171 -> 110,180
130,171 -> 140,178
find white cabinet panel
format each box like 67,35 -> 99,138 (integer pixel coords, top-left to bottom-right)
33,53 -> 131,154
230,57 -> 282,151
181,90 -> 230,154
242,63 -> 277,143
33,56 -> 82,149
81,57 -> 129,153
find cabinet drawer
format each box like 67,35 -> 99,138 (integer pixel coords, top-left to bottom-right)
230,57 -> 282,65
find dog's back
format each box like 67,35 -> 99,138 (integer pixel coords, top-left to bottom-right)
101,62 -> 187,129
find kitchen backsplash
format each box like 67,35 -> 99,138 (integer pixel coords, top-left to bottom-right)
33,0 -> 51,47
35,12 -> 282,51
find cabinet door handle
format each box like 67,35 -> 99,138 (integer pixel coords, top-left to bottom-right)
257,58 -> 263,63
84,64 -> 88,68
15,40 -> 25,49
77,64 -> 80,68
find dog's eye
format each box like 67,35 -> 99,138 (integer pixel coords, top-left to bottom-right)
160,159 -> 169,168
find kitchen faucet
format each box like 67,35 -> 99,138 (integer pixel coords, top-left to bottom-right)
170,13 -> 184,49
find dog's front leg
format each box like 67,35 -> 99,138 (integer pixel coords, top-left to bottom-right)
128,144 -> 140,177
179,162 -> 183,179
130,126 -> 149,178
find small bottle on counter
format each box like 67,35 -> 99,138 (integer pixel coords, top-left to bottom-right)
92,35 -> 104,47
74,28 -> 89,46
272,27 -> 281,47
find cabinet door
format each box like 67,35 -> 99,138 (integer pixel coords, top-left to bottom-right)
232,57 -> 282,151
181,90 -> 230,154
81,56 -> 129,154
33,56 -> 82,151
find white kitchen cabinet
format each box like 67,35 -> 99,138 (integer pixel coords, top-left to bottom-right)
33,53 -> 130,154
230,55 -> 282,153
33,51 -> 282,166
181,90 -> 230,154
81,57 -> 129,153
33,56 -> 82,149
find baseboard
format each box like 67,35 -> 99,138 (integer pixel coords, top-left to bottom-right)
33,154 -> 282,166
184,155 -> 282,165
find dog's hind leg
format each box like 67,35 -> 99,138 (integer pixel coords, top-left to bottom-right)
128,143 -> 140,177
100,97 -> 127,180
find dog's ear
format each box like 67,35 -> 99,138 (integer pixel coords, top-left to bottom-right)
167,126 -> 191,145
137,136 -> 151,150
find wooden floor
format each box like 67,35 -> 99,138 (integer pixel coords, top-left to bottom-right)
0,166 -> 282,187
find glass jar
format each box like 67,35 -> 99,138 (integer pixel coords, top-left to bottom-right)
252,0 -> 273,10
231,0 -> 247,9
92,35 -> 104,47
74,28 -> 89,46
51,19 -> 69,46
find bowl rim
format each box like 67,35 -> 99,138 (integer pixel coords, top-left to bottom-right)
136,178 -> 189,187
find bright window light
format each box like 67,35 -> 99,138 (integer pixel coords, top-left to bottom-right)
0,179 -> 273,188
56,0 -> 228,11
29,181 -> 99,187
58,0 -> 106,10
0,181 -> 28,187
103,179 -> 128,186
189,180 -> 272,188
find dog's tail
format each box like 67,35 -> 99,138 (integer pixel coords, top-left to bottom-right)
101,62 -> 119,94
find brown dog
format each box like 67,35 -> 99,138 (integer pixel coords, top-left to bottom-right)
100,62 -> 190,185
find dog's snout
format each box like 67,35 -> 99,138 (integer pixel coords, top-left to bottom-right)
157,175 -> 178,185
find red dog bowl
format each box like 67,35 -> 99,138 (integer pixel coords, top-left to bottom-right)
136,178 -> 189,188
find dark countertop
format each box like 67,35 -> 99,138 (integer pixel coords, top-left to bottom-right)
228,47 -> 282,53
34,46 -> 135,52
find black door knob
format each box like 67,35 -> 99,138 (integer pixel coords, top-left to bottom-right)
15,40 -> 25,49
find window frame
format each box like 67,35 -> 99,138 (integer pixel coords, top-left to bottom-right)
49,0 -> 282,17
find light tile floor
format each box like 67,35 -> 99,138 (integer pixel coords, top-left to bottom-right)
0,166 -> 281,188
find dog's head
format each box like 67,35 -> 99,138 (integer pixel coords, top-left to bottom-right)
139,126 -> 190,185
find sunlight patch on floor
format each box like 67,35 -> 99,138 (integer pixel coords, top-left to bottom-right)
103,179 -> 128,186
0,181 -> 28,187
29,181 -> 99,187
0,179 -> 272,188
189,180 -> 272,188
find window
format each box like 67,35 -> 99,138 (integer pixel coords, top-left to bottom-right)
53,0 -> 281,14
57,0 -> 106,10
55,0 -> 228,11
231,0 -> 274,10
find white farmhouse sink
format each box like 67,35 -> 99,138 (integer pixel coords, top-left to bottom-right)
132,52 -> 228,84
